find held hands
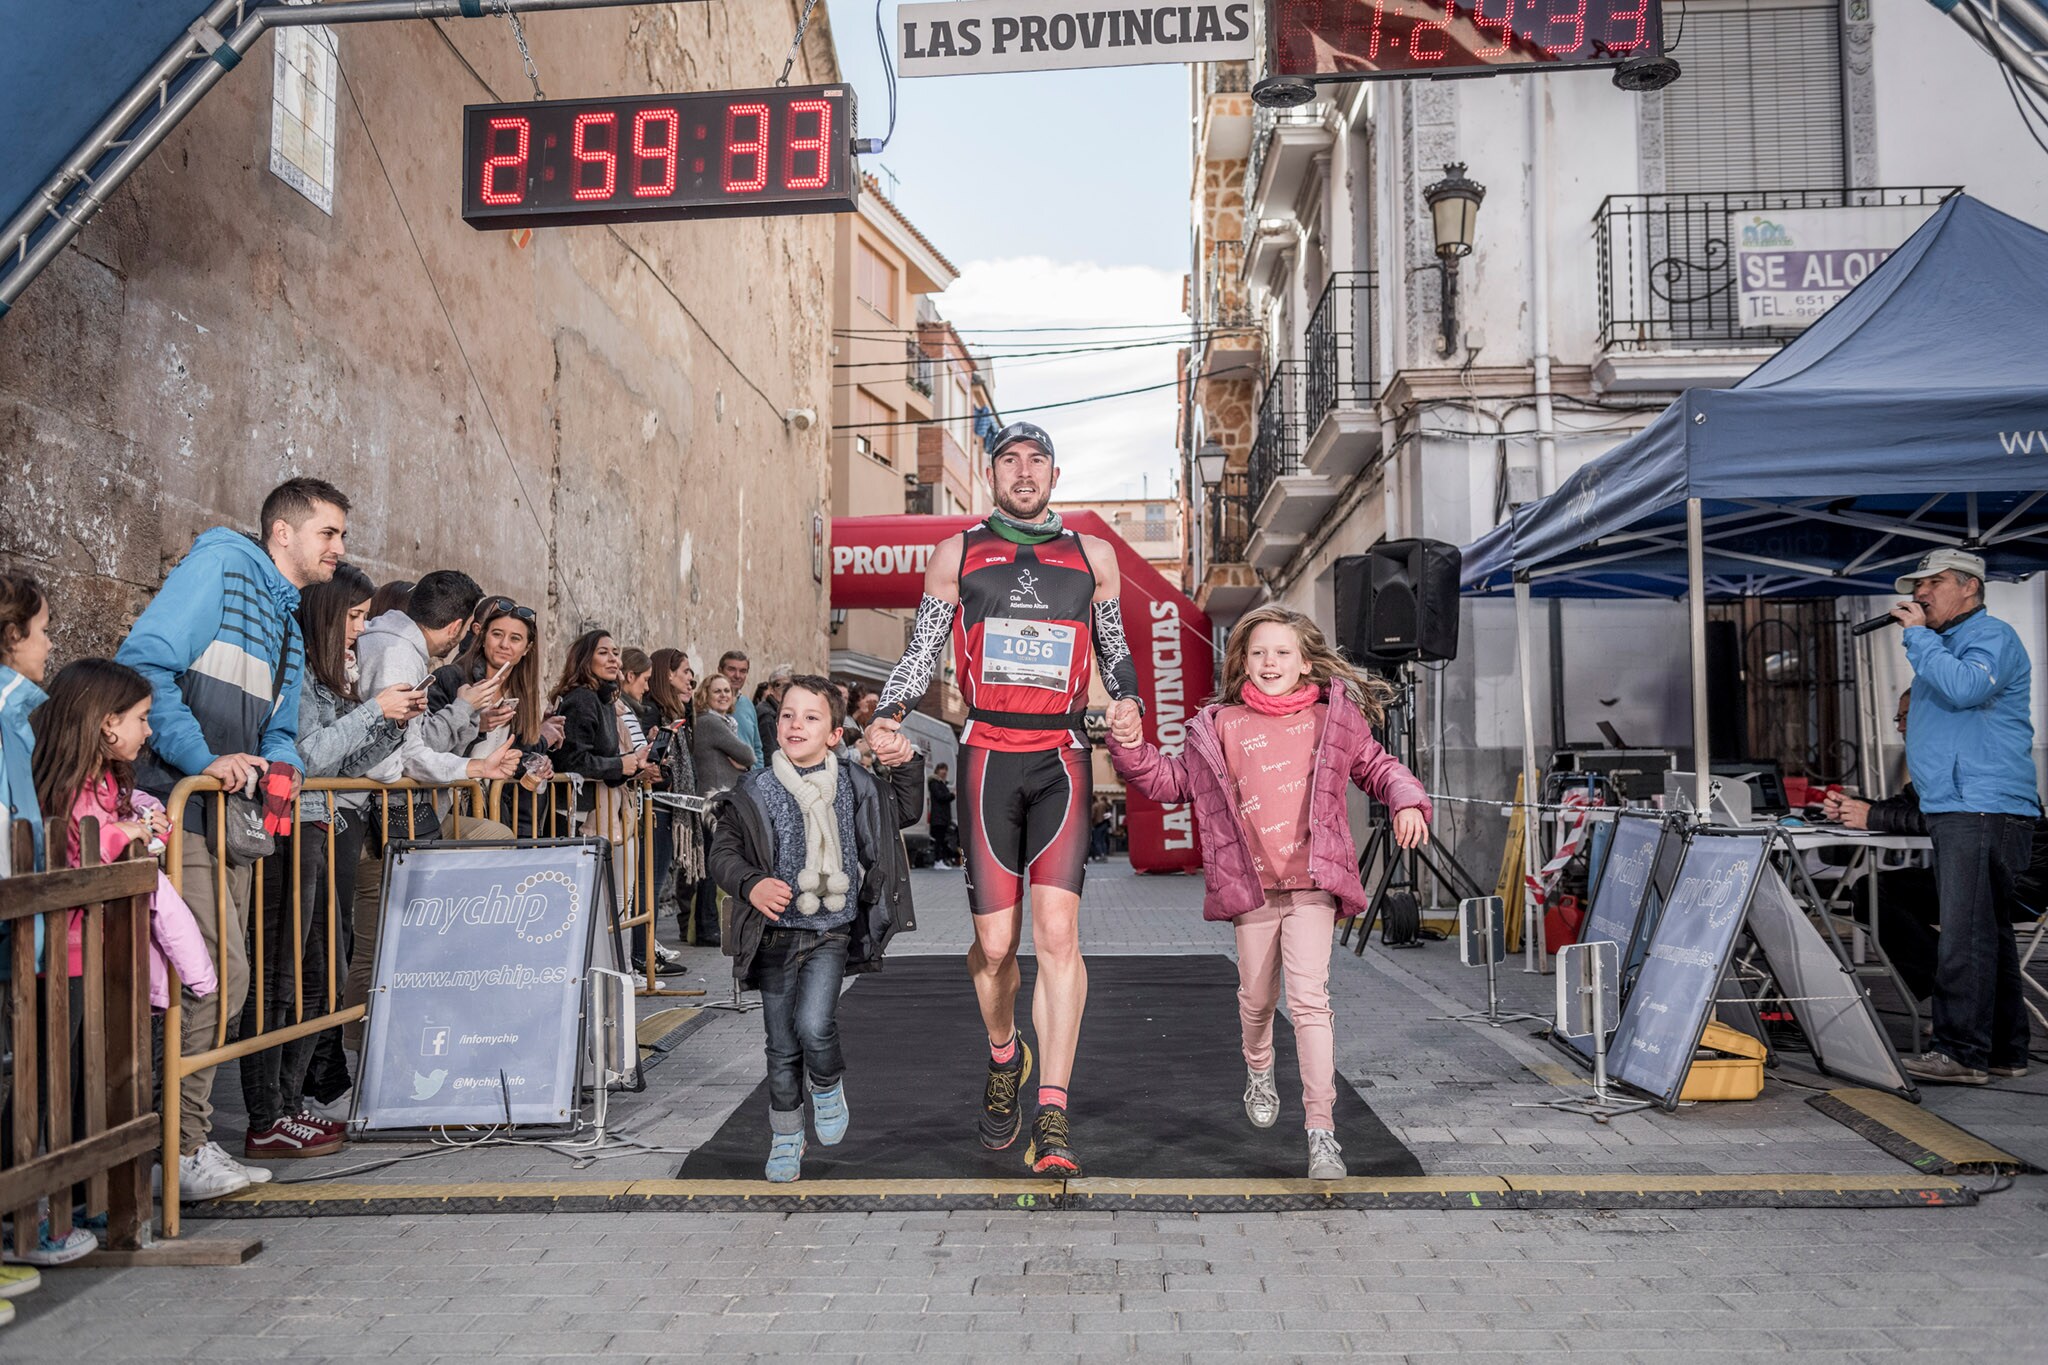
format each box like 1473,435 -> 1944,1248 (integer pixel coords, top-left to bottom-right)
1889,599 -> 1929,630
375,682 -> 429,723
540,713 -> 567,748
749,877 -> 793,921
620,744 -> 652,779
1822,791 -> 1872,829
1107,698 -> 1143,748
466,736 -> 521,782
867,716 -> 913,768
1393,807 -> 1431,850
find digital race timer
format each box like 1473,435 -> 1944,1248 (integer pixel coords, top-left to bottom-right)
1269,0 -> 1663,78
460,85 -> 858,229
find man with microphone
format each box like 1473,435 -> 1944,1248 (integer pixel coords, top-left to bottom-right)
1884,549 -> 2039,1085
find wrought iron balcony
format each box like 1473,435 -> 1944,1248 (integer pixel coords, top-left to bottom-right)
1247,360 -> 1307,514
907,337 -> 935,397
1594,187 -> 1956,351
1207,471 -> 1251,567
1204,60 -> 1250,98
1304,272 -> 1376,430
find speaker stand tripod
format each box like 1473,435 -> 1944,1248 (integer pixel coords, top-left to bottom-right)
1338,663 -> 1491,954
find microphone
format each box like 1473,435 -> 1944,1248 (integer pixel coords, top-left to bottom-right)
1850,612 -> 1902,638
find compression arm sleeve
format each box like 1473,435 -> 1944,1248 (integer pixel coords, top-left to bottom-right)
1092,598 -> 1142,707
875,594 -> 958,722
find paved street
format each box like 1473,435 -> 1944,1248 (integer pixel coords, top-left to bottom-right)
10,863 -> 2048,1361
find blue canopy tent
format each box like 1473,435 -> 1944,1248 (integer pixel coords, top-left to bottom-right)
1458,194 -> 2048,946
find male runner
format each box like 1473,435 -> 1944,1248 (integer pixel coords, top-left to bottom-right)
867,423 -> 1143,1175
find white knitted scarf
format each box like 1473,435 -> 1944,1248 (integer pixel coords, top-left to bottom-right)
771,749 -> 850,914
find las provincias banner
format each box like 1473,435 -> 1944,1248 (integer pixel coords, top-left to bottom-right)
831,513 -> 1214,874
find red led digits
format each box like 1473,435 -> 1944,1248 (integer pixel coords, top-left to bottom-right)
723,102 -> 770,194
1472,0 -> 1516,56
570,111 -> 617,201
1537,0 -> 1588,55
479,116 -> 530,206
1364,0 -> 1389,60
782,99 -> 832,192
631,108 -> 679,197
1606,0 -> 1651,51
1410,0 -> 1456,61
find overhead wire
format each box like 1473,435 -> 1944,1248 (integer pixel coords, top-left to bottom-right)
832,366 -> 1234,430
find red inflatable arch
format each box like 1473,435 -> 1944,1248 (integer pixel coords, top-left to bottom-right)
830,514 -> 1213,873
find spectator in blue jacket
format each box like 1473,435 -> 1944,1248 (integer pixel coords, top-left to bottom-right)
1890,548 -> 2042,1086
1,573 -> 52,996
114,477 -> 349,1200
720,649 -> 764,767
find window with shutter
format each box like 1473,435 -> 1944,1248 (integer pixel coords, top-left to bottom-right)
1663,1 -> 1845,193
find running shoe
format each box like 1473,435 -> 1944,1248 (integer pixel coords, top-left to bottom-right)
1025,1105 -> 1081,1176
765,1130 -> 806,1183
0,1265 -> 40,1298
1306,1129 -> 1346,1180
978,1039 -> 1033,1151
1243,1066 -> 1280,1128
244,1115 -> 343,1160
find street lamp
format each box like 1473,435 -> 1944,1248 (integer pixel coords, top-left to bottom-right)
1422,162 -> 1485,357
1195,440 -> 1228,490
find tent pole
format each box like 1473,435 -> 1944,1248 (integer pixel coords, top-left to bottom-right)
1687,498 -> 1712,816
1513,576 -> 1546,971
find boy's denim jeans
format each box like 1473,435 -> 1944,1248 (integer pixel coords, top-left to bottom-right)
756,925 -> 850,1115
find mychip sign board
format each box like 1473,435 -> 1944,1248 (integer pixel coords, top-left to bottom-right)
897,1 -> 1256,76
1735,203 -> 1940,330
358,840 -> 608,1130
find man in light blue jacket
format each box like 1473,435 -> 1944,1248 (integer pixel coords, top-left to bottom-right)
1891,548 -> 2041,1086
115,477 -> 348,1199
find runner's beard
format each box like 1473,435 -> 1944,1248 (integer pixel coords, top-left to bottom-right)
995,484 -> 1052,522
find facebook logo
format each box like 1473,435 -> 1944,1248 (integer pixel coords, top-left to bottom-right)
421,1026 -> 451,1058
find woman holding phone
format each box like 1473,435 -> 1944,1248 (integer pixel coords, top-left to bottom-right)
429,598 -> 563,835
551,630 -> 665,969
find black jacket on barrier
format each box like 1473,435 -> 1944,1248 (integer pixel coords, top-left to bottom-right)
553,683 -> 628,812
709,753 -> 924,989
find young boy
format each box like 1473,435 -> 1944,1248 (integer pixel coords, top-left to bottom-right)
709,674 -> 924,1181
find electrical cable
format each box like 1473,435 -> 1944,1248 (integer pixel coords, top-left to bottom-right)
832,330 -> 1224,374
2002,63 -> 2048,158
834,321 -> 1201,337
860,0 -> 899,154
333,51 -> 583,619
832,366 -> 1246,429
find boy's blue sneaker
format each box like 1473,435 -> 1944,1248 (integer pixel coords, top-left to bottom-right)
810,1081 -> 850,1146
765,1130 -> 806,1183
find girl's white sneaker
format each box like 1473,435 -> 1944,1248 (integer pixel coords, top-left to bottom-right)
1306,1128 -> 1346,1180
1243,1067 -> 1280,1128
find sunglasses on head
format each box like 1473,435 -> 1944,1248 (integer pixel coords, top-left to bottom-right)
480,597 -> 536,625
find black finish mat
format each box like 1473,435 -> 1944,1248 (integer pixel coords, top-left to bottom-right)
676,953 -> 1422,1180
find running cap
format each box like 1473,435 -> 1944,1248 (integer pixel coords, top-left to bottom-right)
1895,547 -> 1987,594
988,421 -> 1055,464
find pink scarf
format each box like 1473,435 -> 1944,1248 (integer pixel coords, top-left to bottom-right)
1239,680 -> 1320,716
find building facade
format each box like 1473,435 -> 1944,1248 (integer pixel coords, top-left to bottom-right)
0,5 -> 843,673
1185,2 -> 2048,863
827,175 -> 996,731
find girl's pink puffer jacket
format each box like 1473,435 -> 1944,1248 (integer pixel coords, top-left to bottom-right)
1108,677 -> 1431,923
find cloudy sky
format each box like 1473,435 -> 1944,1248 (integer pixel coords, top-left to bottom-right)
834,11 -> 1194,501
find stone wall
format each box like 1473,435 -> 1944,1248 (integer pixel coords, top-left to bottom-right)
0,3 -> 837,675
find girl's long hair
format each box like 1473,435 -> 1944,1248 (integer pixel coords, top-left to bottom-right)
1218,604 -> 1393,726
549,629 -> 610,705
455,602 -> 544,746
31,658 -> 150,846
647,648 -> 690,722
0,571 -> 46,668
299,563 -> 374,702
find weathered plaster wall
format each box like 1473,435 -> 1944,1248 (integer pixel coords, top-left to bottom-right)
0,2 -> 838,673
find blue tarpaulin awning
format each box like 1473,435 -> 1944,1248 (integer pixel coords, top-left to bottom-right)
1462,195 -> 2048,600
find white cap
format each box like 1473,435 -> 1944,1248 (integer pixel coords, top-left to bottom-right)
1895,547 -> 1987,594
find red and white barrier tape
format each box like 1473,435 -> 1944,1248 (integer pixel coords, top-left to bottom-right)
1522,789 -> 1593,913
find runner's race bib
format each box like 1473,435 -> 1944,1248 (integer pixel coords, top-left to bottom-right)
980,617 -> 1077,691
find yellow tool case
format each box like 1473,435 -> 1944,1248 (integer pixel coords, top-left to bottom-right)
1679,1021 -> 1768,1102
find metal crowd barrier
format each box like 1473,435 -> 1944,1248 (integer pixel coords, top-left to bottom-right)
157,775 -> 488,1235
0,820 -> 157,1259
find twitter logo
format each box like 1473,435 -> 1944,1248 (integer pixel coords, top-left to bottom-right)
411,1068 -> 448,1100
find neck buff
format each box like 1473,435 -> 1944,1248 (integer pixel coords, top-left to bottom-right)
1239,680 -> 1321,716
985,507 -> 1064,545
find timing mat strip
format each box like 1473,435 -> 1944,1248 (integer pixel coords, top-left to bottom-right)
188,1171 -> 1974,1217
1809,1088 -> 2037,1175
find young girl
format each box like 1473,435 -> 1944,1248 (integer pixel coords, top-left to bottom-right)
1107,605 -> 1432,1180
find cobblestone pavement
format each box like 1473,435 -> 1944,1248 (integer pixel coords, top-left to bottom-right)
9,863 -> 2048,1361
